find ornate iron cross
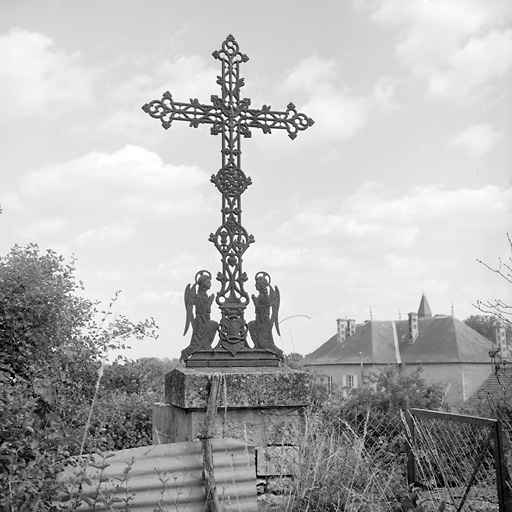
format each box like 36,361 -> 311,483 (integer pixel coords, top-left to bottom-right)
142,35 -> 313,354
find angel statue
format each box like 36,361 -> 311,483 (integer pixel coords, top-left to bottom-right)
180,270 -> 219,361
248,272 -> 284,360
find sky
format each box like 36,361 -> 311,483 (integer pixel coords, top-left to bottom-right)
1,0 -> 511,361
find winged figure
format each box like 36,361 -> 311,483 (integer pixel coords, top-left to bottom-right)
248,271 -> 284,360
180,270 -> 218,361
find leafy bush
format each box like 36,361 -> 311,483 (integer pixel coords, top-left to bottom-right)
90,391 -> 157,451
102,357 -> 181,399
0,244 -> 159,510
0,372 -> 72,511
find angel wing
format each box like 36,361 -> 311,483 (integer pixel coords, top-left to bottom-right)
269,285 -> 281,337
183,283 -> 196,336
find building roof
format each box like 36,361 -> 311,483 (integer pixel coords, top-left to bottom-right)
417,293 -> 432,318
466,366 -> 512,409
303,315 -> 494,367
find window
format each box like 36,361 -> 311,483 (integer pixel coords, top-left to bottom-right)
343,374 -> 357,390
327,375 -> 333,395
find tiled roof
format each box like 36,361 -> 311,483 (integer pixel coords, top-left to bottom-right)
303,320 -> 398,365
304,316 -> 494,366
466,366 -> 512,408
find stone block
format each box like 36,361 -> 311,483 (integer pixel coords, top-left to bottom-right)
153,403 -> 302,446
155,366 -> 310,480
152,403 -> 192,444
165,366 -> 309,409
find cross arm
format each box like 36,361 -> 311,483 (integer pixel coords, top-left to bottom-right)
243,103 -> 314,140
142,91 -> 222,130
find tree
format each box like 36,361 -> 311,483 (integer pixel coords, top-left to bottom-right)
0,243 -> 157,378
0,244 -> 92,379
474,233 -> 511,327
0,244 -> 158,510
102,357 -> 181,397
464,314 -> 512,342
339,365 -> 445,416
284,352 -> 304,369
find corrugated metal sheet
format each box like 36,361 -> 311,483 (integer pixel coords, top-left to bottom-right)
59,438 -> 257,511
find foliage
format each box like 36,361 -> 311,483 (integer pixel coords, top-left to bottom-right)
283,352 -> 304,370
464,314 -> 512,342
102,357 -> 181,399
89,391 -> 158,451
0,244 -> 159,510
258,367 -> 448,511
333,365 -> 445,417
0,243 -> 92,380
0,372 -> 70,511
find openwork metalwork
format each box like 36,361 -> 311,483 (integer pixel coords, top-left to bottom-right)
142,35 -> 314,357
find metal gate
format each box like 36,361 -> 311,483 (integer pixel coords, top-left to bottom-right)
404,408 -> 510,512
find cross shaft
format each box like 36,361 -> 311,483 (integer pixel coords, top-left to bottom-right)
142,35 -> 314,352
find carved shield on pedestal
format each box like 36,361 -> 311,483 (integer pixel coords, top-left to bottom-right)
219,315 -> 248,356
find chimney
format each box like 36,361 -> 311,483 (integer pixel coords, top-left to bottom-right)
408,312 -> 419,343
347,319 -> 356,337
496,324 -> 508,356
337,318 -> 347,345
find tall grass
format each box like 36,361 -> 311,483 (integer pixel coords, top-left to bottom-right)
260,407 -> 407,512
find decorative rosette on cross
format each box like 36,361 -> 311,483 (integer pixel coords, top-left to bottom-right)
210,164 -> 252,197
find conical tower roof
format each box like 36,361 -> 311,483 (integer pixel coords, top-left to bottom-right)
417,293 -> 432,318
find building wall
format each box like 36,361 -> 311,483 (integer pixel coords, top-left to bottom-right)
404,363 -> 493,404
308,364 -> 363,394
461,362 -> 494,402
400,363 -> 463,404
308,361 -> 493,405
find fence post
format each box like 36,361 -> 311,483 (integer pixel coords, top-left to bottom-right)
202,373 -> 222,512
494,418 -> 510,512
404,397 -> 416,486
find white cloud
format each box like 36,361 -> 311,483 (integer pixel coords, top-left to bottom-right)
372,77 -> 400,113
93,270 -> 130,282
384,254 -> 425,273
15,145 -> 214,219
76,223 -> 137,248
100,55 -> 218,138
0,28 -> 96,119
301,94 -> 371,141
280,182 -> 512,248
15,218 -> 67,239
132,290 -> 179,306
361,0 -> 512,103
277,55 -> 390,142
427,29 -> 512,102
280,56 -> 340,95
448,123 -> 503,157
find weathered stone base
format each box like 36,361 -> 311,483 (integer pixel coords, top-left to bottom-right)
153,403 -> 300,447
165,366 -> 309,409
153,366 -> 309,478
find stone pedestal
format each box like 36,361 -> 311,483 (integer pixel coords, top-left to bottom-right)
153,366 -> 309,478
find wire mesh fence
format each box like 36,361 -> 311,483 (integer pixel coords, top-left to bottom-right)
404,408 -> 510,512
279,409 -> 410,511
267,404 -> 511,512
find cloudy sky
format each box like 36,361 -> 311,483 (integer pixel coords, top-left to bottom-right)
1,0 -> 511,360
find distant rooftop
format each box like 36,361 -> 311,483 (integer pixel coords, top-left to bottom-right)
303,295 -> 493,367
